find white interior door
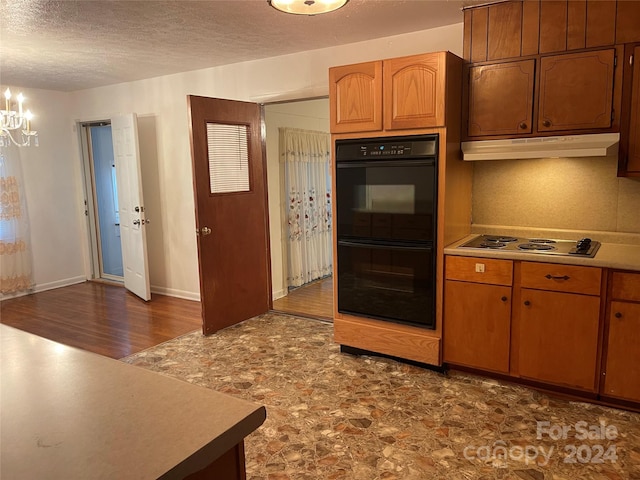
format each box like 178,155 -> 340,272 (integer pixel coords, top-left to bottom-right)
111,113 -> 151,301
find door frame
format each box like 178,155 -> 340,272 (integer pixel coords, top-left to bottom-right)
78,120 -> 123,283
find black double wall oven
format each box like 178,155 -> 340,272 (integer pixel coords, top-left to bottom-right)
335,134 -> 438,329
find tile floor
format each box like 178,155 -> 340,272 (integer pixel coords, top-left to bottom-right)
122,313 -> 640,480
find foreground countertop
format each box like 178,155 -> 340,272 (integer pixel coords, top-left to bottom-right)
0,325 -> 266,480
445,234 -> 640,272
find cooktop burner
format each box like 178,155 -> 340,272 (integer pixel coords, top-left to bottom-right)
518,243 -> 556,251
485,236 -> 518,243
458,235 -> 600,258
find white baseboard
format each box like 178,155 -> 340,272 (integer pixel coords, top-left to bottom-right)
272,288 -> 287,300
0,275 -> 87,301
150,285 -> 200,302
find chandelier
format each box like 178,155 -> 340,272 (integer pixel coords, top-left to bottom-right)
268,0 -> 349,15
1,88 -> 38,148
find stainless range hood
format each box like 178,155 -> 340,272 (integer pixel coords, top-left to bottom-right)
461,133 -> 620,161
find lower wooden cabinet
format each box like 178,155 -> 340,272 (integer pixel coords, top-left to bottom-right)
442,256 -> 627,402
601,271 -> 640,402
444,280 -> 511,373
516,288 -> 601,391
602,302 -> 640,402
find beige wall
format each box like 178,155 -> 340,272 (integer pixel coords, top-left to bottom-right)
472,156 -> 640,234
264,99 -> 330,299
0,87 -> 86,300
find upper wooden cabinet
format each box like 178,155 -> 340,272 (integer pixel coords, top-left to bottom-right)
463,0 -> 640,62
467,49 -> 617,138
329,52 -> 460,134
616,1 -> 640,44
383,53 -> 446,130
468,59 -> 535,136
620,44 -> 640,176
538,49 -> 615,132
329,61 -> 383,133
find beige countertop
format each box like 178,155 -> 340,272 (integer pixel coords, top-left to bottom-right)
0,325 -> 266,480
445,234 -> 640,272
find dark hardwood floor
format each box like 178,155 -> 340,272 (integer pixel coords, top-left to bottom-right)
0,282 -> 202,359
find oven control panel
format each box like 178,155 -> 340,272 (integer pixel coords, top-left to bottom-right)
336,135 -> 438,160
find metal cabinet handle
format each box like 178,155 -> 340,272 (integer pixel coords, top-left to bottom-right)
519,122 -> 527,130
615,312 -> 622,319
524,300 -> 531,306
542,119 -> 551,127
545,274 -> 570,280
501,296 -> 508,302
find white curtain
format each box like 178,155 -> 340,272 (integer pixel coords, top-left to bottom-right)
0,145 -> 33,294
280,127 -> 332,288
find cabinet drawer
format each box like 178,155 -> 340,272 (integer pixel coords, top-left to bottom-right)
520,262 -> 601,295
445,256 -> 513,286
611,272 -> 640,302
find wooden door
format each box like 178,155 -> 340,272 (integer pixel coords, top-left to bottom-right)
329,61 -> 382,133
627,46 -> 640,173
383,52 -> 445,130
518,289 -> 600,391
187,96 -> 271,335
538,49 -> 615,132
443,281 -> 511,373
111,114 -> 151,301
602,302 -> 640,402
467,59 -> 535,137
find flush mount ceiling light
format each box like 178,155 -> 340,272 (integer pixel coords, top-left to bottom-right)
268,0 -> 349,15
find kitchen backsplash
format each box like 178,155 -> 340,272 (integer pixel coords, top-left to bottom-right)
472,156 -> 640,235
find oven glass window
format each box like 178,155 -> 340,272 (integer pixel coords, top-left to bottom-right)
337,162 -> 435,242
337,242 -> 435,327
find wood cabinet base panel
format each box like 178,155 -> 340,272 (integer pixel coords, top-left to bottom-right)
334,316 -> 441,366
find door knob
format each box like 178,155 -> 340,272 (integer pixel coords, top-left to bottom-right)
201,226 -> 212,236
133,219 -> 141,226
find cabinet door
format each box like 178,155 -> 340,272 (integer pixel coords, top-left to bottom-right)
329,61 -> 382,133
444,281 -> 511,373
518,289 -> 600,391
468,59 -> 535,137
627,46 -> 640,173
383,53 -> 445,130
538,49 -> 615,132
603,302 -> 640,402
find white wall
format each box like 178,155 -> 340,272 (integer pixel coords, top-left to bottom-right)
2,25 -> 462,301
1,87 -> 86,300
65,23 -> 463,300
264,99 -> 330,299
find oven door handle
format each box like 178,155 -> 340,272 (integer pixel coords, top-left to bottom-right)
336,159 -> 435,168
338,239 -> 433,251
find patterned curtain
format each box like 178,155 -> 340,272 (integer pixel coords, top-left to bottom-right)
280,127 -> 332,288
0,145 -> 33,294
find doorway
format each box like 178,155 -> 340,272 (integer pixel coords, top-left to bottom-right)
264,99 -> 333,320
80,122 -> 124,283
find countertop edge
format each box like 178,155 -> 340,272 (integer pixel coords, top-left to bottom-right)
444,235 -> 640,272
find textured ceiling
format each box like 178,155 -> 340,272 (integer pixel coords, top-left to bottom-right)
1,0 -> 476,92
